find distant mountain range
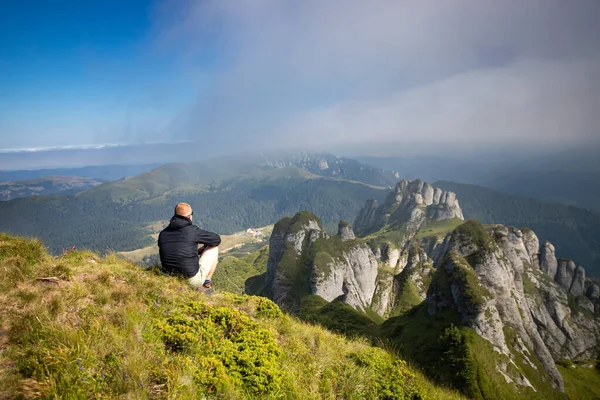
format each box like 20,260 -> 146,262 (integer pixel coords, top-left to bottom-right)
1,150 -> 598,278
0,152 -> 393,254
355,144 -> 600,212
0,163 -> 161,182
0,176 -> 103,200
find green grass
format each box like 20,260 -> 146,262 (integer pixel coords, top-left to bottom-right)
429,252 -> 491,309
391,279 -> 424,317
212,245 -> 270,294
382,304 -> 566,400
415,218 -> 464,240
557,361 -> 600,400
452,221 -> 498,265
298,295 -> 381,338
0,234 -> 465,399
365,225 -> 410,250
503,326 -> 567,400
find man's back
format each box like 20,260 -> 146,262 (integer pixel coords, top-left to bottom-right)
158,215 -> 221,277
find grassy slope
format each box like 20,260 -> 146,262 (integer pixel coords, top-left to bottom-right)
212,245 -> 270,294
557,362 -> 600,400
414,218 -> 464,240
382,305 -> 568,400
0,234 -> 463,399
0,166 -> 387,255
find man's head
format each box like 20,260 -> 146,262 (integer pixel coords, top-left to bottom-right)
175,202 -> 193,219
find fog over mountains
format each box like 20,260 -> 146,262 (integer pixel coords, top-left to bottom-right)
1,151 -> 599,279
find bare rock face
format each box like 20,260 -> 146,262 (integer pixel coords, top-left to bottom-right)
570,266 -> 586,296
587,283 -> 600,300
326,246 -> 379,310
354,179 -> 464,236
426,222 -> 565,391
263,204 -> 600,397
556,260 -> 577,292
338,221 -> 356,241
265,211 -> 379,313
540,241 -> 558,279
522,229 -> 540,266
310,243 -> 379,310
265,211 -> 328,310
424,221 -> 600,394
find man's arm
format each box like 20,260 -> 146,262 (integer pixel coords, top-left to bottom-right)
194,227 -> 221,247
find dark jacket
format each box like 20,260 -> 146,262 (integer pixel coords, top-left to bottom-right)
158,215 -> 221,277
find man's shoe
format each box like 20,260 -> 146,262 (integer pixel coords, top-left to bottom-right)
197,286 -> 215,296
203,280 -> 212,289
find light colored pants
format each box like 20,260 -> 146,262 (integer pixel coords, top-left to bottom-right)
188,246 -> 219,288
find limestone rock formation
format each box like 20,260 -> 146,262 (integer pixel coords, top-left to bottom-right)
338,221 -> 356,241
540,241 -> 558,278
354,179 -> 464,236
259,184 -> 600,397
311,244 -> 379,311
423,222 -> 600,393
263,211 -> 378,312
264,211 -> 328,310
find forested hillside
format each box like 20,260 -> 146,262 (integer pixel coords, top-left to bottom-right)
435,181 -> 600,276
0,159 -> 388,254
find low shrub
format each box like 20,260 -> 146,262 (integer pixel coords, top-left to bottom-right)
156,301 -> 283,395
349,347 -> 424,399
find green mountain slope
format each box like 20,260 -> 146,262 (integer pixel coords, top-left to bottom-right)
434,181 -> 600,277
0,233 -> 463,399
0,161 -> 388,254
246,202 -> 600,399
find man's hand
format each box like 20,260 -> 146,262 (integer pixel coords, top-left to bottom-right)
198,245 -> 206,256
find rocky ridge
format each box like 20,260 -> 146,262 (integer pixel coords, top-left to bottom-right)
263,212 -> 379,312
354,178 -> 464,236
256,179 -> 600,397
257,151 -> 399,188
425,223 -> 597,392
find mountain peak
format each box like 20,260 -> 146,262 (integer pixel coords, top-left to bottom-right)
354,179 -> 464,236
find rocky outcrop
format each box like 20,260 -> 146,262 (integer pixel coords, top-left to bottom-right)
311,245 -> 379,310
424,222 -> 600,393
263,211 -> 379,312
428,223 -> 566,390
540,241 -> 558,278
261,201 -> 600,396
338,221 -> 356,241
354,179 -> 463,236
264,211 -> 327,310
556,259 -> 577,293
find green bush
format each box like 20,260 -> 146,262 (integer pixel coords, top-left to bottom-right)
348,347 -> 424,399
156,301 -> 283,395
254,296 -> 284,319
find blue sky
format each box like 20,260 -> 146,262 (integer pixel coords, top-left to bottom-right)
1,0 -> 599,161
0,0 -> 200,150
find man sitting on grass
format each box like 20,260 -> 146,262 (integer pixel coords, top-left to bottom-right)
158,202 -> 221,290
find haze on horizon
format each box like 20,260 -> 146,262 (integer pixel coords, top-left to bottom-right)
1,0 -> 599,169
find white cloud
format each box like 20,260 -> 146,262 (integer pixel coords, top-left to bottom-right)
154,0 -> 600,151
